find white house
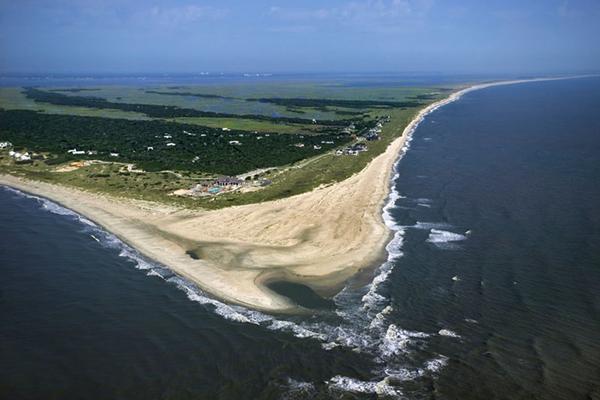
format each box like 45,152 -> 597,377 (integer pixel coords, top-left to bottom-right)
228,140 -> 241,145
110,152 -> 119,157
147,146 -> 154,151
222,127 -> 231,132
67,148 -> 85,155
166,142 -> 176,147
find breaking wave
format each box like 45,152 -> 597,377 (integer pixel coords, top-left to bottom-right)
427,229 -> 467,250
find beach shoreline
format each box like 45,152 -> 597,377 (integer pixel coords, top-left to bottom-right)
0,76 -> 580,313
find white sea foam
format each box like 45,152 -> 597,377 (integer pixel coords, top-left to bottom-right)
427,229 -> 466,243
427,229 -> 467,249
413,221 -> 453,230
425,355 -> 449,372
327,375 -> 401,397
438,329 -> 461,338
282,378 -> 317,399
380,324 -> 430,358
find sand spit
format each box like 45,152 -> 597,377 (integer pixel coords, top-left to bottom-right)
0,77 -> 581,312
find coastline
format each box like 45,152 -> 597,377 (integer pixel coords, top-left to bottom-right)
0,76 -> 577,313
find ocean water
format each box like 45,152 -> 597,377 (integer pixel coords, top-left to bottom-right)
1,77 -> 600,399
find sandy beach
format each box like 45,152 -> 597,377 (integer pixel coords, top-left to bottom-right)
0,77 -> 573,313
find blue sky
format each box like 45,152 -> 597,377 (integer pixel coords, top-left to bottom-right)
1,0 -> 599,74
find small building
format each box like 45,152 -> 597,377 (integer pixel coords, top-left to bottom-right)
67,149 -> 85,155
166,142 -> 176,147
110,152 -> 119,157
214,176 -> 243,187
313,145 -> 322,150
11,151 -> 31,162
229,140 -> 242,145
147,146 -> 154,151
163,134 -> 172,139
0,141 -> 12,149
294,143 -> 305,148
222,127 -> 231,131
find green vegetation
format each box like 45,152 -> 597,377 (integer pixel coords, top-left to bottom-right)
145,90 -> 235,99
200,107 -> 418,208
0,82 -> 451,209
0,109 -> 348,175
49,88 -> 101,93
24,88 -> 357,126
169,117 -> 321,135
247,97 -> 423,109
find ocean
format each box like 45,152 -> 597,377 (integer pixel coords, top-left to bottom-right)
1,77 -> 599,399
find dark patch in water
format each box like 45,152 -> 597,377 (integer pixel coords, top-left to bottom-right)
267,281 -> 335,310
186,250 -> 200,260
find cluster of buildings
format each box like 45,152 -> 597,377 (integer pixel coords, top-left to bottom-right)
185,175 -> 272,197
67,148 -> 98,156
332,116 -> 390,156
335,142 -> 368,156
8,150 -> 32,162
1,141 -> 35,163
362,117 -> 389,141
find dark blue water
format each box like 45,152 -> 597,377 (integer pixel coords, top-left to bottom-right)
1,77 -> 599,399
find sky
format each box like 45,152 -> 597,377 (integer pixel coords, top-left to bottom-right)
1,0 -> 599,74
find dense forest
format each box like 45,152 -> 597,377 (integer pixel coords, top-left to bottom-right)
246,97 -> 423,109
0,109 -> 350,175
23,88 -> 358,127
144,90 -> 235,99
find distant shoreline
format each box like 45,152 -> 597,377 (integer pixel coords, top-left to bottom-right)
0,75 -> 586,312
